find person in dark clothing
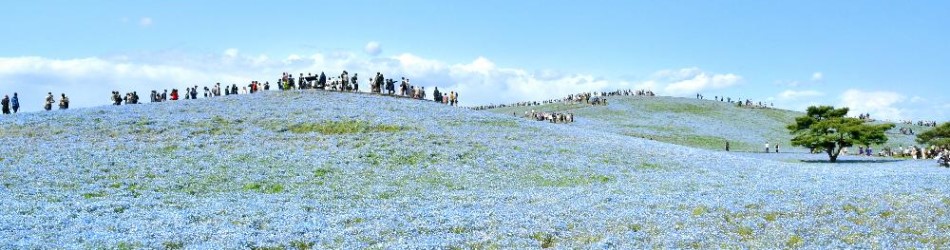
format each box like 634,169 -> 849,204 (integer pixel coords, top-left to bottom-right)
44,92 -> 54,111
112,91 -> 122,105
725,141 -> 730,151
352,73 -> 358,92
11,93 -> 19,113
1,95 -> 9,114
59,93 -> 69,110
162,90 -> 167,101
319,72 -> 327,90
386,79 -> 395,95
231,84 -> 238,95
264,81 -> 270,90
433,87 -> 441,102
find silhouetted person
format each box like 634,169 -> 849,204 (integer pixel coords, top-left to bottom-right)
44,92 -> 54,111
1,95 -> 9,114
58,93 -> 69,110
11,93 -> 19,113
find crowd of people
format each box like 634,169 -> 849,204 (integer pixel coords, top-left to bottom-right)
0,92 -> 68,113
471,89 -> 654,111
697,93 -> 773,109
871,145 -> 950,167
104,70 -> 461,108
871,145 -> 947,159
513,110 -> 575,124
899,120 -> 939,127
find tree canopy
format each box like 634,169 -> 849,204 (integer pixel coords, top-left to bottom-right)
787,106 -> 894,162
916,122 -> 950,147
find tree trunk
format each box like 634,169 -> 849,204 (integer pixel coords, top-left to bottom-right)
827,145 -> 841,163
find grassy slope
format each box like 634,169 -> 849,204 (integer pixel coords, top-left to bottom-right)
0,91 -> 947,249
487,96 -> 931,152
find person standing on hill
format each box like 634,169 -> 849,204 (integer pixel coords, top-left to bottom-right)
765,142 -> 770,153
1,95 -> 9,114
725,141 -> 730,152
44,92 -> 54,111
59,93 -> 69,110
775,144 -> 780,153
11,93 -> 19,113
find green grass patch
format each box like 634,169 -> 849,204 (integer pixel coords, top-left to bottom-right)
82,192 -> 106,199
764,212 -> 780,222
736,226 -> 754,240
527,171 -> 613,187
243,182 -> 284,194
393,151 -> 425,165
842,203 -> 866,215
313,167 -> 335,178
530,232 -> 557,248
637,162 -> 665,170
625,133 -> 741,151
642,102 -> 715,115
477,119 -> 520,128
162,241 -> 185,250
691,206 -> 708,216
786,234 -> 804,248
287,120 -> 408,134
189,116 -> 243,136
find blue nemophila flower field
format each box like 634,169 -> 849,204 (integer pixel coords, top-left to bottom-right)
0,90 -> 947,249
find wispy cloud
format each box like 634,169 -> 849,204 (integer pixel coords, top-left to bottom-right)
364,41 -> 382,56
139,17 -> 153,27
777,90 -> 824,100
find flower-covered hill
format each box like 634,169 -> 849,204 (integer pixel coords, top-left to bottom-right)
0,90 -> 948,249
487,95 -> 931,151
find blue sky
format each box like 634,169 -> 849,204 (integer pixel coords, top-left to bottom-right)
1,1 -> 947,121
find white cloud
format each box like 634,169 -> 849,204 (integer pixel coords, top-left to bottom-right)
811,72 -> 823,81
139,17 -> 152,27
777,90 -> 824,100
839,89 -> 905,120
364,42 -> 382,56
224,48 -> 239,58
0,50 -> 623,111
652,67 -> 742,95
283,54 -> 303,64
